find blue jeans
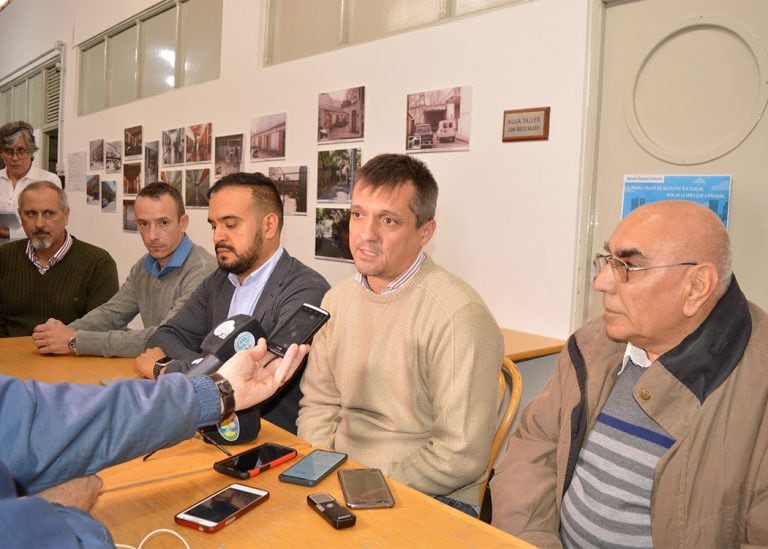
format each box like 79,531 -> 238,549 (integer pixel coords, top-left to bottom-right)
435,495 -> 480,518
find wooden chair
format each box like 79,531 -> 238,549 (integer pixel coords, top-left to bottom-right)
479,356 -> 523,518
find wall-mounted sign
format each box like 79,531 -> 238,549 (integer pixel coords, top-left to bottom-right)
502,106 -> 550,142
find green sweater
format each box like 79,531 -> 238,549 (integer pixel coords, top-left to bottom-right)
0,238 -> 119,337
298,257 -> 504,507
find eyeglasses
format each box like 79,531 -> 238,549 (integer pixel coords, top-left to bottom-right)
1,147 -> 29,158
593,253 -> 698,283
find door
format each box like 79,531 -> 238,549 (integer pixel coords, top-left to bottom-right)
578,0 -> 768,324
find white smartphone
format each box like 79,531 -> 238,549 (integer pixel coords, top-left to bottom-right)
174,483 -> 269,533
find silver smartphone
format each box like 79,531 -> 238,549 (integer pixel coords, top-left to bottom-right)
337,468 -> 395,509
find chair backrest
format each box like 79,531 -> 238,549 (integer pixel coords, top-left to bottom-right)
479,356 -> 523,509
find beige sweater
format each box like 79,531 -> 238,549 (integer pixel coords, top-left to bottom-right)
298,257 -> 504,506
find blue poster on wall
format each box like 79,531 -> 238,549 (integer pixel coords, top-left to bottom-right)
622,174 -> 731,228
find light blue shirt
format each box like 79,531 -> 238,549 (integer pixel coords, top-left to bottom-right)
142,234 -> 194,279
227,247 -> 284,317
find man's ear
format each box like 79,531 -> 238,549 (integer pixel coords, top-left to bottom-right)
419,218 -> 436,247
682,263 -> 719,317
262,212 -> 280,239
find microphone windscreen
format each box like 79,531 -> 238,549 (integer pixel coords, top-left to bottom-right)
200,314 -> 267,362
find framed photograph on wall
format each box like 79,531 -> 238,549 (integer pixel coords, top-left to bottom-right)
315,207 -> 353,262
215,134 -> 244,178
145,140 -> 159,184
250,113 -> 286,161
101,180 -> 116,212
105,141 -> 122,173
318,86 -> 364,143
186,123 -> 212,163
123,162 -> 141,196
89,139 -> 104,171
123,199 -> 137,232
162,127 -> 185,166
185,168 -> 210,208
317,148 -> 361,203
124,126 -> 142,158
161,170 -> 182,194
86,174 -> 100,205
406,86 -> 471,153
269,165 -> 308,215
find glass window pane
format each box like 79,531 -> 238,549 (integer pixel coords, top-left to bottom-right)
268,0 -> 342,65
180,0 -> 222,86
80,42 -> 106,114
141,7 -> 177,97
12,81 -> 27,121
27,73 -> 43,128
0,89 -> 12,125
455,0 -> 516,16
108,25 -> 138,107
349,0 -> 445,43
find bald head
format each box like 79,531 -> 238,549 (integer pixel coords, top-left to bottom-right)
594,200 -> 733,359
621,200 -> 731,297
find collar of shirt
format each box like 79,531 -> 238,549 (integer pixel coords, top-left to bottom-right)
618,341 -> 653,375
355,250 -> 426,295
26,230 -> 73,275
226,246 -> 284,317
142,234 -> 193,279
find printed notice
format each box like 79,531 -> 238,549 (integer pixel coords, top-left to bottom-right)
622,174 -> 731,228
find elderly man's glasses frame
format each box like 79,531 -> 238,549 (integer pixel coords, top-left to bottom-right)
593,254 -> 698,283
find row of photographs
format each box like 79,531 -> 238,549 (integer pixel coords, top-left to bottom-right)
87,84 -> 472,175
87,172 -> 352,263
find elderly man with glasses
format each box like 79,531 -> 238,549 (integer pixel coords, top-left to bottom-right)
490,200 -> 768,548
0,121 -> 62,240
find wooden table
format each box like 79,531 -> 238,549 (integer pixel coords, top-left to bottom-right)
1,336 -> 533,548
501,328 -> 565,362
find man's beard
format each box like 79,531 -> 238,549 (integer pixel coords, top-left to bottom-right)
30,232 -> 52,251
216,231 -> 263,275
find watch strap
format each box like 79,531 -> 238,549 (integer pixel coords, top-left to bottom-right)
208,372 -> 236,422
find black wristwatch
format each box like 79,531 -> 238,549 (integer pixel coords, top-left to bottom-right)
209,372 -> 236,422
153,356 -> 173,379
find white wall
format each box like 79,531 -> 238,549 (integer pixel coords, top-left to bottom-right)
0,0 -> 591,340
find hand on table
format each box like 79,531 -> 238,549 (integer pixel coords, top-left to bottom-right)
134,347 -> 167,379
31,318 -> 75,355
37,475 -> 103,512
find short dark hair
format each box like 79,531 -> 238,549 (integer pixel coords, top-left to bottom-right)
0,121 -> 38,157
208,172 -> 283,230
355,153 -> 438,227
137,182 -> 185,217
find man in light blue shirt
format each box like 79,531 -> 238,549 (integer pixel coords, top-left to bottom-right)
31,183 -> 216,357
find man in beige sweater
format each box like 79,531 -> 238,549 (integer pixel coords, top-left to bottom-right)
298,153 -> 503,516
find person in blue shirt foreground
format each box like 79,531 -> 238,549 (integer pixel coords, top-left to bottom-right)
0,338 -> 309,547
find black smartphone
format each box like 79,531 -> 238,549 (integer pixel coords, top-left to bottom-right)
267,303 -> 330,357
337,468 -> 395,509
278,449 -> 348,487
213,442 -> 297,479
174,483 -> 269,533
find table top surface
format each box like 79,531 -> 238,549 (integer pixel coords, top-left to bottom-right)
0,336 -> 533,548
500,328 -> 565,362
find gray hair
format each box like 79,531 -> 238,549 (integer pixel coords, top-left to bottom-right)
18,180 -> 68,211
0,121 -> 38,157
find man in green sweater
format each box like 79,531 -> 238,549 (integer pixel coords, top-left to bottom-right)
30,183 -> 216,357
297,154 -> 504,517
0,181 -> 118,337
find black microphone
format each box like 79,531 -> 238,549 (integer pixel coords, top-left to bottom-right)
184,315 -> 267,377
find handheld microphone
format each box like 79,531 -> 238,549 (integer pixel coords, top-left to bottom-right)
184,315 -> 267,377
